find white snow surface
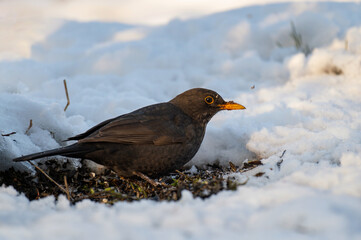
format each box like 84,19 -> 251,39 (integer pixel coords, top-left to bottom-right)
1,1 -> 361,239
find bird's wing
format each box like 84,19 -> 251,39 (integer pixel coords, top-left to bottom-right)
78,111 -> 187,146
66,117 -> 116,141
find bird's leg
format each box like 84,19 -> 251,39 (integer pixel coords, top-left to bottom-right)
131,171 -> 160,187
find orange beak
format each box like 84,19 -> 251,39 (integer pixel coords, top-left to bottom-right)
218,101 -> 246,110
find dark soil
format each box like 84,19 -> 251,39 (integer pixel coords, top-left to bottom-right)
0,159 -> 263,204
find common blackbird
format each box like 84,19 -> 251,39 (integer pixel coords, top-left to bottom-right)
13,88 -> 245,178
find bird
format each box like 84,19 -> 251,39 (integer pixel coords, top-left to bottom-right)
13,88 -> 245,181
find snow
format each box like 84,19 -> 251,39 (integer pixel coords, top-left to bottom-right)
1,0 -> 361,239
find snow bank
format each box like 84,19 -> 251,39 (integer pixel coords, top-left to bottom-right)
1,183 -> 361,239
1,1 -> 361,239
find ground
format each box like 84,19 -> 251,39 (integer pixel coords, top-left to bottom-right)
0,159 -> 263,203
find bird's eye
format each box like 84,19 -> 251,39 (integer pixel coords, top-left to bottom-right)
204,96 -> 214,104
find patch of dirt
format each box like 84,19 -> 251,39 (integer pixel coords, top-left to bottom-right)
0,159 -> 263,204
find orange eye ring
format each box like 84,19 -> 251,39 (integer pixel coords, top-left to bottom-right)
204,96 -> 214,104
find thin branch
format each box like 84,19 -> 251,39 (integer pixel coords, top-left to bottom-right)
229,161 -> 237,172
280,150 -> 286,158
132,171 -> 159,187
63,79 -> 70,112
1,131 -> 16,137
63,176 -> 72,201
277,150 -> 286,170
27,160 -> 69,196
345,39 -> 348,51
25,119 -> 33,135
175,169 -> 192,181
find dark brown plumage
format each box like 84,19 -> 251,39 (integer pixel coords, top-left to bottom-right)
13,88 -> 245,177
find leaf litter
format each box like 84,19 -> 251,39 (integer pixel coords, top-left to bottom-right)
0,159 -> 263,204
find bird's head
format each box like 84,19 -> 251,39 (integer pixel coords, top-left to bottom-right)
169,88 -> 246,124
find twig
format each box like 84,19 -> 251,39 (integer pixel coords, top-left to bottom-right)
290,21 -> 311,56
132,171 -> 159,187
175,169 -> 192,181
63,176 -> 72,201
35,188 -> 40,200
63,79 -> 70,112
1,131 -> 16,137
25,119 -> 33,135
229,161 -> 237,172
345,39 -> 348,51
277,150 -> 286,170
280,150 -> 286,158
27,160 -> 69,196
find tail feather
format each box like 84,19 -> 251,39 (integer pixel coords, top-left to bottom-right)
13,144 -> 90,162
